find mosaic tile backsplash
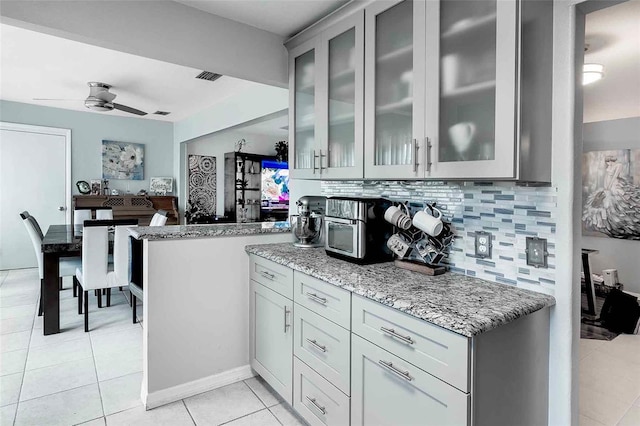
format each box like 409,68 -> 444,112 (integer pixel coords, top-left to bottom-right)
321,181 -> 557,292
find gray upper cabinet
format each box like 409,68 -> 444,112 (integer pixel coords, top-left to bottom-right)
425,0 -> 518,179
363,0 -> 426,179
286,0 -> 552,182
289,12 -> 365,179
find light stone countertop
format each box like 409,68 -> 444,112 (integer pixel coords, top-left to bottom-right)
245,243 -> 555,337
129,221 -> 291,241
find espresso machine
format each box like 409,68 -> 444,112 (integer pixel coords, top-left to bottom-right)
291,196 -> 326,248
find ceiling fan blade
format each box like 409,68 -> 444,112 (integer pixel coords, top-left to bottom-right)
113,103 -> 147,116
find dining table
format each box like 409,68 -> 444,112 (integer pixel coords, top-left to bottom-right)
41,223 -> 118,335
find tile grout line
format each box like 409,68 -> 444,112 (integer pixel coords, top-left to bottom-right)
181,399 -> 198,426
88,324 -> 107,422
241,380 -> 284,426
12,288 -> 38,426
218,408 -> 273,426
242,379 -> 269,410
266,405 -> 285,426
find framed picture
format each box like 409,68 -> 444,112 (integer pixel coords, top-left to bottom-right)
150,177 -> 173,195
90,179 -> 102,196
102,140 -> 144,180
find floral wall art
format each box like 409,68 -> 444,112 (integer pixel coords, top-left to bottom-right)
582,149 -> 640,239
102,140 -> 144,180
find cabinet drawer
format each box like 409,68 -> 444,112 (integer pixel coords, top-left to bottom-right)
294,271 -> 351,329
352,295 -> 470,392
294,304 -> 351,395
351,334 -> 470,426
250,255 -> 294,299
293,356 -> 350,426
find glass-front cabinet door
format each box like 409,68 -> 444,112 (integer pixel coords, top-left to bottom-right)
425,0 -> 518,179
289,39 -> 321,179
364,0 -> 426,179
317,11 -> 365,179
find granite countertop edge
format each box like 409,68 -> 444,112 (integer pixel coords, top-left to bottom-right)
130,222 -> 291,240
245,244 -> 556,338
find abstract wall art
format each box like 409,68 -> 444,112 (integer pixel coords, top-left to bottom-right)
582,149 -> 640,239
187,155 -> 217,221
102,140 -> 144,180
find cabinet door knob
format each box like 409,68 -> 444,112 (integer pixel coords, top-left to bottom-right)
58,206 -> 65,211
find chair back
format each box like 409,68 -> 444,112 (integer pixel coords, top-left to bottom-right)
20,211 -> 44,240
150,210 -> 168,226
80,221 -> 109,291
74,209 -> 92,225
96,208 -> 113,220
113,223 -> 138,286
20,212 -> 43,278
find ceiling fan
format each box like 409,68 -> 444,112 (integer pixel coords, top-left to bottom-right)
34,82 -> 147,116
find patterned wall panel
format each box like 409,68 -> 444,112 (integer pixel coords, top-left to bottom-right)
321,181 -> 557,292
188,155 -> 217,216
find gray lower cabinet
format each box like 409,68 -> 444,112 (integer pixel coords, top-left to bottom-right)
249,279 -> 293,404
293,357 -> 351,426
351,334 -> 470,426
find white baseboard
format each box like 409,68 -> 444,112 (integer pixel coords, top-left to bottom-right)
143,365 -> 255,410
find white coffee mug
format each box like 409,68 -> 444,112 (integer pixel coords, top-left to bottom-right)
413,207 -> 443,237
384,205 -> 412,230
449,122 -> 476,154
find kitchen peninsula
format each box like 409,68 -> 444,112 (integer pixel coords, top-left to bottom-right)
128,222 -> 291,409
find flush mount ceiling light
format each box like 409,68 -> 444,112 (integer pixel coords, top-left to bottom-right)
583,63 -> 604,85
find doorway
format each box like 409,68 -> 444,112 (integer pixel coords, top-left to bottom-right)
576,1 -> 640,424
0,122 -> 71,269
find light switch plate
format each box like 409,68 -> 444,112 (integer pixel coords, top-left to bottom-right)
526,237 -> 548,268
474,231 -> 492,259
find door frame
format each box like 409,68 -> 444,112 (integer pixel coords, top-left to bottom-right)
0,121 -> 72,224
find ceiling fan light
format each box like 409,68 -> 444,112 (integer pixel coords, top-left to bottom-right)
84,98 -> 113,111
583,63 -> 604,85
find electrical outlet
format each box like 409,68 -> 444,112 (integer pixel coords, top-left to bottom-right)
474,231 -> 492,259
526,237 -> 548,268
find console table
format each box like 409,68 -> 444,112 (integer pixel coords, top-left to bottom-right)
72,195 -> 179,225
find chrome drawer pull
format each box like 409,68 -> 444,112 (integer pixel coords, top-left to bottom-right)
306,338 -> 327,353
260,271 -> 276,280
305,396 -> 326,415
378,360 -> 413,382
306,292 -> 327,305
283,306 -> 290,333
380,326 -> 414,345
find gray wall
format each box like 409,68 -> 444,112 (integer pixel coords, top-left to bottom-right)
0,100 -> 174,195
185,130 -> 280,216
582,117 -> 640,294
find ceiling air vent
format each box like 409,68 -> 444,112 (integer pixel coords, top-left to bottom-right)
195,71 -> 223,82
153,111 -> 171,116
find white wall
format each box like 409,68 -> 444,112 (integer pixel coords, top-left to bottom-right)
0,0 -> 287,87
185,130 -> 281,216
582,117 -> 640,293
0,100 -> 174,195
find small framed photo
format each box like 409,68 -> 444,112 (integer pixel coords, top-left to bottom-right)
150,177 -> 173,195
90,179 -> 102,196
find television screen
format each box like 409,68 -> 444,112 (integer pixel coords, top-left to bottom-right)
261,161 -> 289,206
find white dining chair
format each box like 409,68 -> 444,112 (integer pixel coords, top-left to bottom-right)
105,223 -> 140,322
149,209 -> 168,226
95,208 -> 113,220
74,209 -> 92,225
20,211 -> 82,315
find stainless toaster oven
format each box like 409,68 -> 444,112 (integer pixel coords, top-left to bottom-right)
324,197 -> 393,263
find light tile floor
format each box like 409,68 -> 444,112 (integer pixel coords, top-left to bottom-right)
0,268 -> 305,426
580,336 -> 640,426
